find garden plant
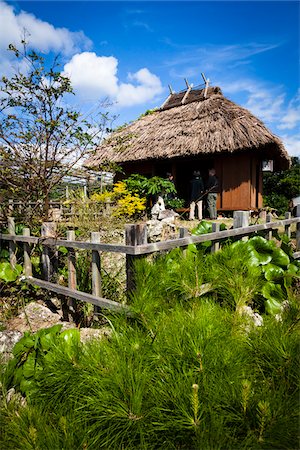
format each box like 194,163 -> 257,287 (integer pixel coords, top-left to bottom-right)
1,234 -> 299,449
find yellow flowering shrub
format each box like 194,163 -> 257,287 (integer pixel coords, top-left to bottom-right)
112,181 -> 127,197
114,194 -> 146,218
88,181 -> 146,218
90,191 -> 112,203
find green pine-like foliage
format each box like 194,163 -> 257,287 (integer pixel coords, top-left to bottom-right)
1,243 -> 299,449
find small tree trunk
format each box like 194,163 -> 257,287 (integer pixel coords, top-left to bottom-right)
43,191 -> 50,221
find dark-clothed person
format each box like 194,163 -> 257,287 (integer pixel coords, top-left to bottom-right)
189,171 -> 204,220
206,169 -> 219,219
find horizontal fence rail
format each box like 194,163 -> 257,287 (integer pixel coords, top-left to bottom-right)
25,277 -> 129,314
132,218 -> 300,255
0,207 -> 299,318
1,218 -> 299,256
0,198 -> 113,222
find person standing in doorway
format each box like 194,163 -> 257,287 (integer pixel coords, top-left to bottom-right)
206,168 -> 219,219
189,171 -> 204,220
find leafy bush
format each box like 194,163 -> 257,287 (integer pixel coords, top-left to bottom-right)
263,193 -> 289,215
263,156 -> 300,214
124,174 -> 176,199
0,261 -> 22,282
3,324 -> 80,397
2,295 -> 299,449
0,248 -> 23,282
164,197 -> 185,209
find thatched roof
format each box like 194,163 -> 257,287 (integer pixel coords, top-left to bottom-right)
85,86 -> 290,169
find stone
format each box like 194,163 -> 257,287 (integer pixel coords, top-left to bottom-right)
79,327 -> 112,343
151,196 -> 165,219
237,305 -> 264,333
146,219 -> 164,242
0,330 -> 23,362
158,209 -> 179,221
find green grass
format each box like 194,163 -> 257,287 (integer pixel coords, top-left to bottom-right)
1,245 -> 299,449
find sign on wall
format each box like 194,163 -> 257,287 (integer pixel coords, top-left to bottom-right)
262,160 -> 274,172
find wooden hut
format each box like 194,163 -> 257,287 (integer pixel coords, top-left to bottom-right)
85,85 -> 290,211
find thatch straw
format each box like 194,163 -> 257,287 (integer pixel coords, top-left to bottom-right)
85,87 -> 290,169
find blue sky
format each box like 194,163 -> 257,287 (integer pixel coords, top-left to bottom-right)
0,1 -> 299,156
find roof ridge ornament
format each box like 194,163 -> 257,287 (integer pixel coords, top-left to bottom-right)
168,84 -> 175,95
181,78 -> 193,104
201,73 -> 210,98
160,84 -> 175,109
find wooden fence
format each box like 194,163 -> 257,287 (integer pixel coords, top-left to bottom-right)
1,208 -> 299,318
0,198 -> 112,222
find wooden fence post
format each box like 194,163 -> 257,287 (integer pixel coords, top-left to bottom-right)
233,211 -> 249,228
91,232 -> 102,297
266,213 -> 273,240
23,228 -> 32,277
179,227 -> 189,256
8,199 -> 14,216
125,223 -> 147,294
179,227 -> 189,239
41,222 -> 57,282
284,212 -> 291,239
211,222 -> 220,253
104,199 -> 111,217
259,210 -> 267,221
233,211 -> 249,242
91,232 -> 102,315
8,217 -> 16,269
67,230 -> 77,319
296,205 -> 300,251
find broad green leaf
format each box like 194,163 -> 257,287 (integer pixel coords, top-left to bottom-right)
248,249 -> 272,266
219,223 -> 227,231
186,244 -> 198,255
191,220 -> 212,236
44,324 -> 62,335
271,248 -> 290,267
12,336 -> 35,357
262,264 -> 284,281
60,328 -> 80,346
248,236 -> 276,253
22,355 -> 36,378
262,282 -> 285,303
0,262 -> 22,282
40,332 -> 57,351
286,263 -> 299,276
265,298 -> 283,315
284,263 -> 299,288
231,240 -> 247,250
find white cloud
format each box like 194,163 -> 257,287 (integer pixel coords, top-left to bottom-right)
218,78 -> 300,157
0,1 -> 163,109
220,78 -> 300,130
245,91 -> 285,123
63,52 -> 119,99
0,1 -> 91,76
163,42 -> 280,74
63,53 -> 164,107
281,134 -> 300,158
132,21 -> 153,32
277,90 -> 300,131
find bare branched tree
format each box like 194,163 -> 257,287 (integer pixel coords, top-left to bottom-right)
0,41 -> 113,219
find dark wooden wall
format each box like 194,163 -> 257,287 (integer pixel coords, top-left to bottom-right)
218,153 -> 262,210
119,151 -> 263,211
